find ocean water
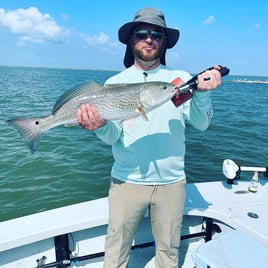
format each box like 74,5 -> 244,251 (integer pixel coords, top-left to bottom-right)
0,66 -> 267,222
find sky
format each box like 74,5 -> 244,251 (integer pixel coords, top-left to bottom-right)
0,1 -> 267,76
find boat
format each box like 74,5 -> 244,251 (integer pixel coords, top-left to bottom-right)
1,160 -> 268,268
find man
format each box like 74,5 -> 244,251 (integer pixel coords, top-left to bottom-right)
77,7 -> 221,268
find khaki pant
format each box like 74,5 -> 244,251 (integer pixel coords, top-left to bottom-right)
104,178 -> 186,268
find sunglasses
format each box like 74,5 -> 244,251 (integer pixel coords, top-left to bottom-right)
135,29 -> 165,41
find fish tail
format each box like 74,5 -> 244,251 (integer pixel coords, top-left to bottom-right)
6,118 -> 46,154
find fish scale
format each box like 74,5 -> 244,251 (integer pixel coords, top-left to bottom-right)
6,80 -> 176,153
53,85 -> 142,121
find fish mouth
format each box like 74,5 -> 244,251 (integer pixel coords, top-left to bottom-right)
162,86 -> 178,101
169,86 -> 178,97
174,87 -> 179,95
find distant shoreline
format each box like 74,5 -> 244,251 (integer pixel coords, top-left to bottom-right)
232,79 -> 268,84
0,65 -> 120,73
1,65 -> 267,78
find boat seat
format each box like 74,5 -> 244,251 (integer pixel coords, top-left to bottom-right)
191,230 -> 268,268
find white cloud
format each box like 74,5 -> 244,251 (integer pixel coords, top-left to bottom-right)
202,16 -> 216,25
253,23 -> 261,30
0,7 -> 70,44
85,32 -> 110,45
61,13 -> 69,21
80,32 -> 119,47
167,50 -> 181,60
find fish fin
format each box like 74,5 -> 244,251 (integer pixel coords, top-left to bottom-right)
52,81 -> 102,114
137,106 -> 148,121
6,118 -> 45,154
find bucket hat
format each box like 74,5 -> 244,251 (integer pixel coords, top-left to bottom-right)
118,7 -> 180,67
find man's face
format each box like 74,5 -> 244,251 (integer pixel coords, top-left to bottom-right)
130,23 -> 166,63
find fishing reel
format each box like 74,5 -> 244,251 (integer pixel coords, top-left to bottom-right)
222,159 -> 268,184
171,66 -> 230,107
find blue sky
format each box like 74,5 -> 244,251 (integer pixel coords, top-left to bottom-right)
0,1 -> 267,76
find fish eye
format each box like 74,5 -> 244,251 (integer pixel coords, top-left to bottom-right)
35,121 -> 39,125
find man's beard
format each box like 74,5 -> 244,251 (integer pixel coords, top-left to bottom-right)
132,45 -> 165,69
133,46 -> 162,62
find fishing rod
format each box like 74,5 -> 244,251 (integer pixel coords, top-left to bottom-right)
171,65 -> 230,107
222,159 -> 268,185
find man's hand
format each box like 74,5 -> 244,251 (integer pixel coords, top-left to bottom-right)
197,65 -> 222,91
76,104 -> 107,131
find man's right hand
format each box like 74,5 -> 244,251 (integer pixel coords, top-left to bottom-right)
76,104 -> 107,131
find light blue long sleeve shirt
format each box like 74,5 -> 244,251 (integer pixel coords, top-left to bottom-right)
95,65 -> 213,185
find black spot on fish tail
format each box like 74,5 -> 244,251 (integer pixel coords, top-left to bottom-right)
6,118 -> 45,154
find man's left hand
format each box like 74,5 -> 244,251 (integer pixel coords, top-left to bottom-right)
197,65 -> 222,91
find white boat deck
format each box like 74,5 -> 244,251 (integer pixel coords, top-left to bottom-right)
1,180 -> 268,267
0,197 -> 109,252
185,180 -> 268,246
